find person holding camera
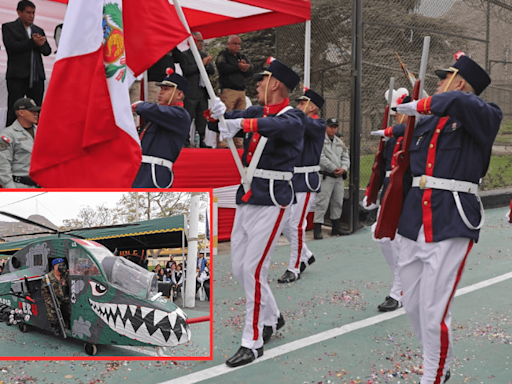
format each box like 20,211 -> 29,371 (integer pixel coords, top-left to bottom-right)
41,258 -> 70,336
313,118 -> 350,239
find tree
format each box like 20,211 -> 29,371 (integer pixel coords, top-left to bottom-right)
60,192 -> 209,231
60,203 -> 118,230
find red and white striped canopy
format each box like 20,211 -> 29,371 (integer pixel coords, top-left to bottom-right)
45,0 -> 311,39
0,0 -> 310,75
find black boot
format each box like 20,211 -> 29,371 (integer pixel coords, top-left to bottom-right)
314,223 -> 323,240
332,219 -> 350,236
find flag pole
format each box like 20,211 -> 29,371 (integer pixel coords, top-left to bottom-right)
171,0 -> 250,192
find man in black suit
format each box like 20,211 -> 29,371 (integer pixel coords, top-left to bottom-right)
181,31 -> 215,148
2,0 -> 51,126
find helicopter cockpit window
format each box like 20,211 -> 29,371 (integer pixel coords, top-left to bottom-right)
33,254 -> 43,266
68,248 -> 101,276
109,257 -> 158,300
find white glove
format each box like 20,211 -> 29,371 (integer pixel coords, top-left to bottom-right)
505,210 -> 512,225
396,100 -> 422,118
219,118 -> 242,140
370,130 -> 389,141
360,196 -> 378,211
210,97 -> 227,120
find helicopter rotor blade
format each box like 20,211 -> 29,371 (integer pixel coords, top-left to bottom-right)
1,230 -> 56,239
64,222 -> 140,234
0,211 -> 59,233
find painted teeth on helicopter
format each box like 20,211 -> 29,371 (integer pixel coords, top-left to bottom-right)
88,298 -> 190,346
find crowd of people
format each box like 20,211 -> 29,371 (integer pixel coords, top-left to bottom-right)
152,254 -> 210,302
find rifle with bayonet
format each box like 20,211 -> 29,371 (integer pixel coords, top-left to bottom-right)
375,37 -> 431,239
396,51 -> 429,99
366,77 -> 395,206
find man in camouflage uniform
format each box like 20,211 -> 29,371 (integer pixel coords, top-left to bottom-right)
41,258 -> 70,335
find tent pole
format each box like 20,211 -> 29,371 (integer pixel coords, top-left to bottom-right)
304,20 -> 311,88
184,193 -> 200,308
143,71 -> 148,102
172,0 -> 250,192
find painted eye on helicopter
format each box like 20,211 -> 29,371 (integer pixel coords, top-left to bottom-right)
89,281 -> 107,296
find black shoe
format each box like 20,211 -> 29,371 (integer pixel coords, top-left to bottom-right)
52,325 -> 61,337
262,314 -> 285,344
331,219 -> 351,236
377,296 -> 402,312
300,255 -> 316,273
444,370 -> 451,383
200,140 -> 211,148
278,270 -> 299,284
226,346 -> 263,367
314,223 -> 323,240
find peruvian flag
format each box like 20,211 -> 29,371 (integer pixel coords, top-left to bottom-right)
30,0 -> 189,187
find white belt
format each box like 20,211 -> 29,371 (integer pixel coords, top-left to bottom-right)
295,165 -> 320,192
412,175 -> 478,195
245,168 -> 294,208
412,175 -> 484,230
294,165 -> 320,173
142,155 -> 173,170
253,169 -> 293,181
385,170 -> 391,178
141,155 -> 174,188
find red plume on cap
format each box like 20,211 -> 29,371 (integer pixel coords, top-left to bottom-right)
266,56 -> 275,66
303,86 -> 309,93
396,93 -> 408,105
454,51 -> 465,61
165,67 -> 174,75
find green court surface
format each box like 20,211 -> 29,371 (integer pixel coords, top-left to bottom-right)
1,207 -> 511,384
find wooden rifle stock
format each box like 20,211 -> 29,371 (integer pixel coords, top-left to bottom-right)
374,79 -> 421,239
366,105 -> 389,205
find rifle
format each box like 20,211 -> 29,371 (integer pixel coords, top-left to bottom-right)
375,37 -> 431,240
366,77 -> 394,206
396,52 -> 429,98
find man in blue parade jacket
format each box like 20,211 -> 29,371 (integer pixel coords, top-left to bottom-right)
132,68 -> 191,188
278,88 -> 326,284
208,57 -> 305,367
394,54 -> 502,384
368,92 -> 412,313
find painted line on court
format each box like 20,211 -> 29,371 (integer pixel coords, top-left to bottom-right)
160,271 -> 512,384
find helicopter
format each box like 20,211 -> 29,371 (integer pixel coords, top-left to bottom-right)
0,212 -> 191,356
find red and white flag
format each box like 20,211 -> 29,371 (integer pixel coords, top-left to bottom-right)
30,0 -> 189,187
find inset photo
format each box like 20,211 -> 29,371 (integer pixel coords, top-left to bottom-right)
0,191 -> 212,359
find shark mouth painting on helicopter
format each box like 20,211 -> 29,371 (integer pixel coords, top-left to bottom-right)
88,298 -> 191,346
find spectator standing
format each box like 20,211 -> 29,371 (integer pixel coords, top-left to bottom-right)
313,118 -> 350,239
0,97 -> 41,188
215,35 -> 252,148
2,0 -> 51,126
181,31 -> 215,148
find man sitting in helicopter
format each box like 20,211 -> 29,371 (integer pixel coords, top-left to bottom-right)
41,258 -> 71,336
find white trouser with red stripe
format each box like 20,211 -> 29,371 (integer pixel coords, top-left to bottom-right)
281,192 -> 315,277
231,204 -> 287,350
399,226 -> 473,384
371,207 -> 402,301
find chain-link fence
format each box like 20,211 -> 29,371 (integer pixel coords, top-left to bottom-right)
276,0 -> 512,192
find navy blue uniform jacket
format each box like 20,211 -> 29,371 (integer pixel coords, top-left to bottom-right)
219,107 -> 306,206
397,91 -> 502,242
132,103 -> 191,188
292,116 -> 325,193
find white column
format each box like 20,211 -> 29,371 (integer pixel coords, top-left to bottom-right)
184,193 -> 200,308
304,20 -> 311,88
